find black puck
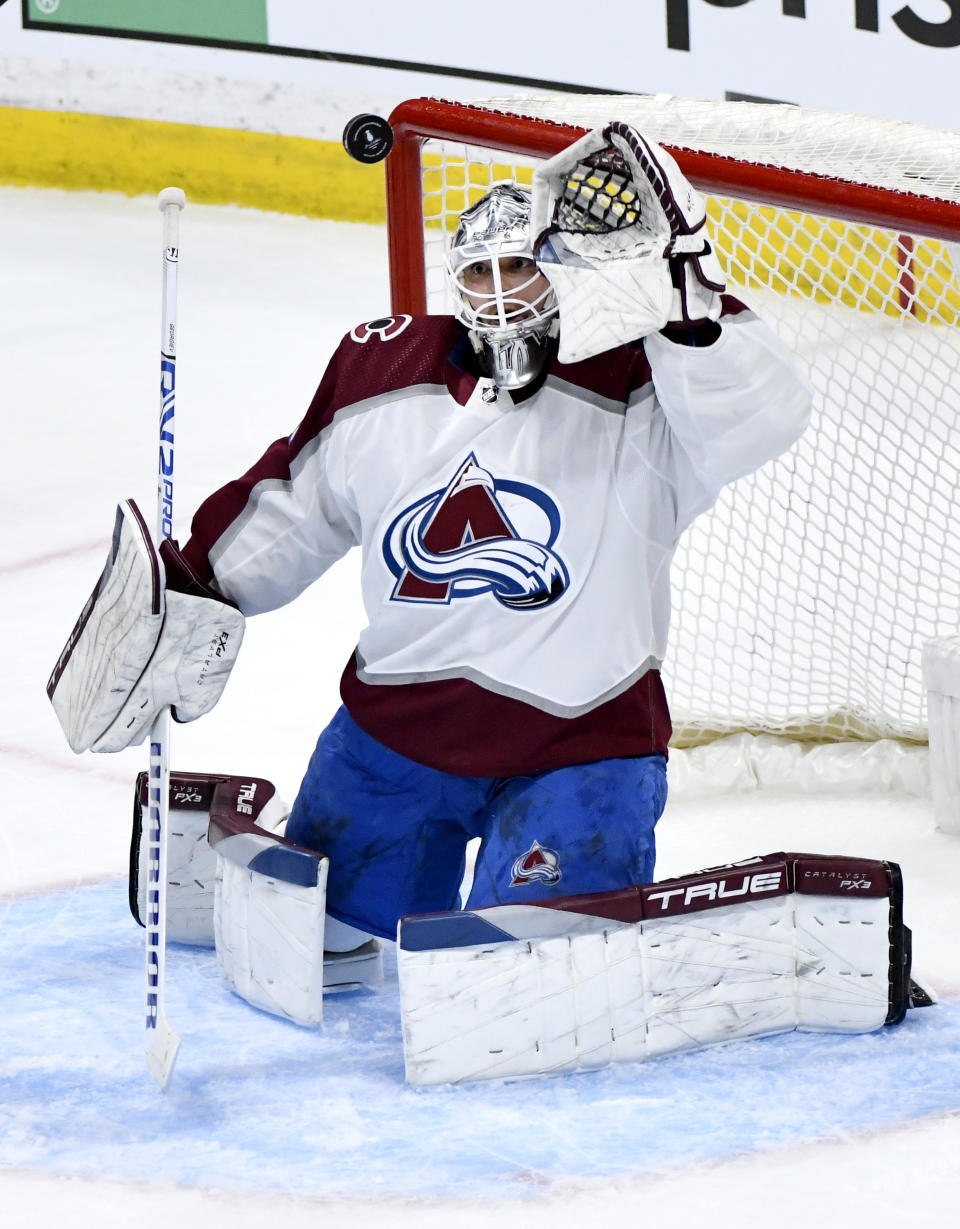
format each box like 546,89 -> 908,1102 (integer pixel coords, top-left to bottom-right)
342,114 -> 394,164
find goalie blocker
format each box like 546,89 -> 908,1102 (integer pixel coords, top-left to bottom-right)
398,852 -> 932,1086
46,499 -> 244,753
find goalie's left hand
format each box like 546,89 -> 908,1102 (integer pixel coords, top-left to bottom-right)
47,499 -> 245,754
531,121 -> 726,362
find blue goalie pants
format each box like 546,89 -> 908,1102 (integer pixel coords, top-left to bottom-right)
284,706 -> 667,941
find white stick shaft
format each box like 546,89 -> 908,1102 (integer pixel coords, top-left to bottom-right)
145,724 -> 178,1088
146,188 -> 186,1090
158,195 -> 182,544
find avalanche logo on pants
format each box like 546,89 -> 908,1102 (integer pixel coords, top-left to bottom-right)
382,454 -> 569,610
510,840 -> 562,887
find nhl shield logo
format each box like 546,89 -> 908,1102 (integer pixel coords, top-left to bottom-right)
382,453 -> 569,610
510,840 -> 562,888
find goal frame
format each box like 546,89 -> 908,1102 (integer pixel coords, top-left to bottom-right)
381,96 -> 960,750
384,97 -> 960,318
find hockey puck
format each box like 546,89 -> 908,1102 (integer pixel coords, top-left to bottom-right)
342,114 -> 394,164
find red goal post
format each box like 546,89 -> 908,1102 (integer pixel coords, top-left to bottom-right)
383,95 -> 960,750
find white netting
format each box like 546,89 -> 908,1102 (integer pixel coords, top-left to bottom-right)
474,95 -> 960,199
399,95 -> 960,747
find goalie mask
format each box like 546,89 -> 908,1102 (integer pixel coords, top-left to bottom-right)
445,184 -> 558,389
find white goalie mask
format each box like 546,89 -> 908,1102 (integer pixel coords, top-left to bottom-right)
445,184 -> 558,389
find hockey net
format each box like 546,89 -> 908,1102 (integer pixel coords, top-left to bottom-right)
384,96 -> 960,752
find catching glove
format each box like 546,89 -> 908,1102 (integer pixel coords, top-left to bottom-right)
532,121 -> 726,362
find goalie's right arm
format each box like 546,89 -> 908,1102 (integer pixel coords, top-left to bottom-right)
47,499 -> 245,753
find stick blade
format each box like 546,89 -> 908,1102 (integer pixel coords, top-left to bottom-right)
146,1015 -> 181,1091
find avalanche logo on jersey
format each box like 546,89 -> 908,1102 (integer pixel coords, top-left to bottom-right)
382,454 -> 570,610
510,840 -> 562,887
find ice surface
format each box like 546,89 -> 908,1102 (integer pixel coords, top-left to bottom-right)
3,882 -> 960,1195
2,187 -> 960,1227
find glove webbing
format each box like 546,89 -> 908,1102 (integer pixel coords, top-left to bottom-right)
555,147 -> 641,234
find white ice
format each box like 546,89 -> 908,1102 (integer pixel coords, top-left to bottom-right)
2,187 -> 960,1228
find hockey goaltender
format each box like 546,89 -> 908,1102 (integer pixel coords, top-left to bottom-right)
47,121 -> 933,1085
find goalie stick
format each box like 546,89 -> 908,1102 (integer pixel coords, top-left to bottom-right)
145,187 -> 186,1090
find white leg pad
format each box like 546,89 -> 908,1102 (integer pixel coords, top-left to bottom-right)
130,770 -> 383,1012
147,805 -> 219,946
206,777 -> 329,1026
215,854 -> 329,1027
131,771 -> 287,946
398,853 -> 908,1086
794,893 -> 894,1030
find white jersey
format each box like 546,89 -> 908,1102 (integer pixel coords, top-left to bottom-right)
183,302 -> 810,776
